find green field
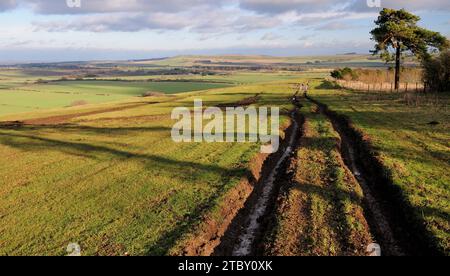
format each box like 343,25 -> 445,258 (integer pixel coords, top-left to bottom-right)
127,54 -> 389,67
308,83 -> 450,252
0,62 -> 448,256
0,79 -> 234,116
0,75 -> 296,255
96,71 -> 308,83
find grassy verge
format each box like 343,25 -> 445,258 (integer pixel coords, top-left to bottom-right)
309,84 -> 450,254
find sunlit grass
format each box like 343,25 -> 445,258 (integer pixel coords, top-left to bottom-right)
310,85 -> 450,253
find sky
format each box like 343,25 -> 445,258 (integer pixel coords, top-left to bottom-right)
0,0 -> 449,62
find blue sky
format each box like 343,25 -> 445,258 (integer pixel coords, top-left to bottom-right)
0,0 -> 449,62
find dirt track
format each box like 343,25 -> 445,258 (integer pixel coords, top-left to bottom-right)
212,105 -> 303,256
209,95 -> 426,256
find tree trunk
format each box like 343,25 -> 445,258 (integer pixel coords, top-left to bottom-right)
395,43 -> 401,91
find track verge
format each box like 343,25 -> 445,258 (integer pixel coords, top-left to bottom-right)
307,96 -> 443,256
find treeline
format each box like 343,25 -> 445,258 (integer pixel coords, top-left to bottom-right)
331,67 -> 422,83
331,51 -> 450,92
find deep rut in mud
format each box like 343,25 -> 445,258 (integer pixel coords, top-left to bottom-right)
213,96 -> 430,256
306,96 -> 435,256
309,100 -> 405,256
214,106 -> 303,256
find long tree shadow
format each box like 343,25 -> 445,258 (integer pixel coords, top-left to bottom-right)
0,131 -> 242,175
0,130 -> 254,255
0,124 -> 173,136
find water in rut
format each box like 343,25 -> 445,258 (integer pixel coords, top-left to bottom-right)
232,110 -> 301,256
219,97 -> 408,256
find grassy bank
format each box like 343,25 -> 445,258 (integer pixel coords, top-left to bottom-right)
309,84 -> 450,253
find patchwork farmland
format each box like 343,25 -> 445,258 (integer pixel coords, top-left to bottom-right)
0,56 -> 448,256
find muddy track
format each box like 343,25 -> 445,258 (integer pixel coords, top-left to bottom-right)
306,96 -> 442,256
214,105 -> 304,256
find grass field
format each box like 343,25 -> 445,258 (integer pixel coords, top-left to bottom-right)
308,83 -> 450,253
0,63 -> 448,256
129,54 -> 389,67
0,69 -> 313,117
0,76 -> 296,255
0,79 -> 234,116
96,72 -> 310,84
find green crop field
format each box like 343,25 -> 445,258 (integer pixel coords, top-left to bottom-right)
0,78 -> 234,117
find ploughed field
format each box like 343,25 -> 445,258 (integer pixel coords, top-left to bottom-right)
0,70 -> 448,256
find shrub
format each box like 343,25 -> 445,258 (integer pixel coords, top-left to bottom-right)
423,51 -> 450,92
330,67 -> 357,80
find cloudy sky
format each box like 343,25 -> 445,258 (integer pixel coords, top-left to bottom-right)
0,0 -> 449,62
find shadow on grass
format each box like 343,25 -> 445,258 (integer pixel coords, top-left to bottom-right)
0,130 -> 252,255
1,124 -> 173,136
0,131 -> 243,174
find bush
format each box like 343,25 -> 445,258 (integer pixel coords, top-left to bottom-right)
423,51 -> 450,92
330,67 -> 357,80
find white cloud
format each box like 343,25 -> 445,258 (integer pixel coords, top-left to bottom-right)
314,21 -> 356,31
33,7 -> 283,34
261,33 -> 283,41
0,0 -> 449,62
241,0 -> 450,14
22,0 -> 226,14
0,0 -> 447,34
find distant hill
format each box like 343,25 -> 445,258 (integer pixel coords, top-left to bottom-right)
3,54 -> 421,69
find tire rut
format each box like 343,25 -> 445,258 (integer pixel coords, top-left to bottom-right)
214,100 -> 304,256
306,96 -> 412,256
214,95 -> 422,256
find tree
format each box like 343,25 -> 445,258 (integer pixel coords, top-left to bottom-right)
370,8 -> 448,90
423,50 -> 450,92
